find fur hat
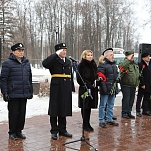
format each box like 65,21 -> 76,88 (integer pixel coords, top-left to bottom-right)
11,43 -> 25,51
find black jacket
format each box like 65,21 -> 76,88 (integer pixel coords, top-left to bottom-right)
138,60 -> 151,92
77,59 -> 98,108
98,58 -> 118,95
1,53 -> 33,99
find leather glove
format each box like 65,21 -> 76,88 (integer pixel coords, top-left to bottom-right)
3,93 -> 10,102
28,94 -> 33,99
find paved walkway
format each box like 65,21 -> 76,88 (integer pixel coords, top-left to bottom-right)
1,106 -> 151,151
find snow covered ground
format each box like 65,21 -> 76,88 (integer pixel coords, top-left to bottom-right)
0,93 -> 80,123
0,67 -> 122,123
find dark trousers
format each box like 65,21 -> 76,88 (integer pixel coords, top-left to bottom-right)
142,92 -> 150,112
81,108 -> 91,128
121,86 -> 136,115
136,88 -> 144,112
50,116 -> 66,134
8,98 -> 27,134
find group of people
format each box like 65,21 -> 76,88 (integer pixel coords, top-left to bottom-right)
1,42 -> 151,141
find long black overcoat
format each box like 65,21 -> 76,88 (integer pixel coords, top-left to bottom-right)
42,53 -> 73,117
76,59 -> 98,109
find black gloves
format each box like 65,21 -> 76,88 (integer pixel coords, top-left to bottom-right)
3,93 -> 10,102
28,94 -> 33,99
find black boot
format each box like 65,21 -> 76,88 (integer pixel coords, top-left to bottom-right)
81,108 -> 93,132
81,109 -> 89,131
128,112 -> 135,119
87,109 -> 94,131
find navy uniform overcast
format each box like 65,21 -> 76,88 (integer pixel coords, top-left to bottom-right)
42,43 -> 74,140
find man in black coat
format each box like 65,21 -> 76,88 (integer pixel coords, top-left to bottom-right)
136,52 -> 151,116
1,43 -> 33,140
42,43 -> 74,140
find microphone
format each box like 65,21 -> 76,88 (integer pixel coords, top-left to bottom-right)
69,56 -> 78,62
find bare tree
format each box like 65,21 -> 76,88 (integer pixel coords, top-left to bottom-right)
0,0 -> 141,66
0,0 -> 17,60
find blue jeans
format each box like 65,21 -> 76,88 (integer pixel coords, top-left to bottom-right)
99,95 -> 115,123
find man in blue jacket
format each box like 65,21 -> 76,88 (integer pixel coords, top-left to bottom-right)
1,43 -> 33,140
98,48 -> 119,128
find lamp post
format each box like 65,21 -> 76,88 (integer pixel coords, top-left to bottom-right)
55,25 -> 59,44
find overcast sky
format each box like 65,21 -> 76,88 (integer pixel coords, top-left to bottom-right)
133,0 -> 151,43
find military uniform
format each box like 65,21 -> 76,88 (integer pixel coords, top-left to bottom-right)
118,50 -> 139,119
42,43 -> 74,140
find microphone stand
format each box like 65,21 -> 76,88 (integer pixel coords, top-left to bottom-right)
63,61 -> 98,151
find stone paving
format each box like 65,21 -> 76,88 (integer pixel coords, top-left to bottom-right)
1,106 -> 151,151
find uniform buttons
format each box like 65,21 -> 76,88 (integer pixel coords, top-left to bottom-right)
64,79 -> 66,81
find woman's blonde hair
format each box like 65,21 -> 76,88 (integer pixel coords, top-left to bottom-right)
81,50 -> 93,59
99,55 -> 105,64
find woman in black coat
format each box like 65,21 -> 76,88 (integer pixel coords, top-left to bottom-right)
77,50 -> 98,132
